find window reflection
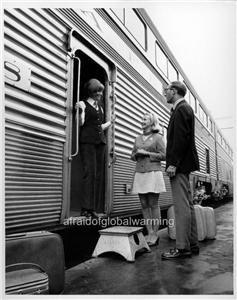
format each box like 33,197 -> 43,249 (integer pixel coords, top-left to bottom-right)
155,43 -> 167,76
168,60 -> 178,81
111,8 -> 146,49
125,9 -> 146,49
111,8 -> 125,23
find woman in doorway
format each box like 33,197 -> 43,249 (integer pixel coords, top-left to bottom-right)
131,112 -> 166,246
77,78 -> 113,218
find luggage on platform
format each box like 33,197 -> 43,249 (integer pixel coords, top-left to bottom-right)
6,263 -> 49,295
167,205 -> 216,241
194,204 -> 207,241
6,231 -> 65,294
203,206 -> 216,239
167,205 -> 176,240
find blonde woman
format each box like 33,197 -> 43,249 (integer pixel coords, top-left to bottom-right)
131,112 -> 166,246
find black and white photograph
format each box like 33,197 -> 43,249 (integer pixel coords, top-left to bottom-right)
1,1 -> 235,297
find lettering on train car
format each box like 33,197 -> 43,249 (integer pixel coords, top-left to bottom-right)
4,55 -> 31,91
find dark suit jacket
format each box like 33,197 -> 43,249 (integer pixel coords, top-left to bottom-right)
166,100 -> 199,174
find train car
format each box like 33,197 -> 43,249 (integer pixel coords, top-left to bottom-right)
4,8 -> 233,233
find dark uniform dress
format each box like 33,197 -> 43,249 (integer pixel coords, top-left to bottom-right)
80,100 -> 106,214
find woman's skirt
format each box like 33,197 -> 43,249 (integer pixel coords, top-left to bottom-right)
132,171 -> 166,194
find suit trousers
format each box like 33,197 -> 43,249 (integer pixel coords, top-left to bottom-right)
170,173 -> 198,250
80,143 -> 105,212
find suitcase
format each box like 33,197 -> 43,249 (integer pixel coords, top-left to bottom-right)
194,205 -> 207,241
167,205 -> 176,240
203,206 -> 216,239
167,205 -> 208,242
6,231 -> 65,294
6,263 -> 49,295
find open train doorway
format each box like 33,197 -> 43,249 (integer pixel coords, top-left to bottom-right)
69,50 -> 109,217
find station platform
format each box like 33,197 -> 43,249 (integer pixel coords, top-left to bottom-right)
63,201 -> 234,295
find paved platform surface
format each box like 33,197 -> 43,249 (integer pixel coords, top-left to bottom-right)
64,202 -> 234,295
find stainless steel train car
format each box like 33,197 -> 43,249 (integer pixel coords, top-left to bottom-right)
4,8 -> 233,233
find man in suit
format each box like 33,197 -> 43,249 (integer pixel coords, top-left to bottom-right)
162,81 -> 200,259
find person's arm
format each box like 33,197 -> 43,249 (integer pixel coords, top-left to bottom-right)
75,101 -> 86,126
101,114 -> 116,130
149,135 -> 166,162
131,137 -> 138,161
101,121 -> 111,130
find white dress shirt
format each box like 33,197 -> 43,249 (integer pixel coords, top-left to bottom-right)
173,98 -> 185,110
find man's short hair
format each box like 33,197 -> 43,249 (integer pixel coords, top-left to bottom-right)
170,81 -> 187,97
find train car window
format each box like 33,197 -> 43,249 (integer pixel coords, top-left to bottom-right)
199,105 -> 203,122
168,60 -> 178,81
217,131 -> 222,145
190,92 -> 197,113
223,139 -> 226,150
124,9 -> 146,49
205,148 -> 210,174
208,117 -> 213,133
196,100 -> 200,117
186,88 -> 190,103
199,105 -> 207,127
210,120 -> 213,132
178,74 -> 184,83
203,111 -> 208,127
155,43 -> 168,77
111,8 -> 125,23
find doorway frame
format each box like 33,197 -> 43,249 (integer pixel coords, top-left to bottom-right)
61,34 -> 117,221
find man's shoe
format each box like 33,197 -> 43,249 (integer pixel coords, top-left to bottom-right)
161,248 -> 192,260
191,247 -> 200,255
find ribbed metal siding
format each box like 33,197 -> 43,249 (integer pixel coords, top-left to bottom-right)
217,145 -> 231,183
112,70 -> 172,214
195,119 -> 217,180
217,154 -> 223,182
5,129 -> 64,229
209,148 -> 217,179
196,137 -> 217,179
4,9 -> 70,231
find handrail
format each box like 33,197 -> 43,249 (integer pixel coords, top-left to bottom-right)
69,56 -> 80,160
